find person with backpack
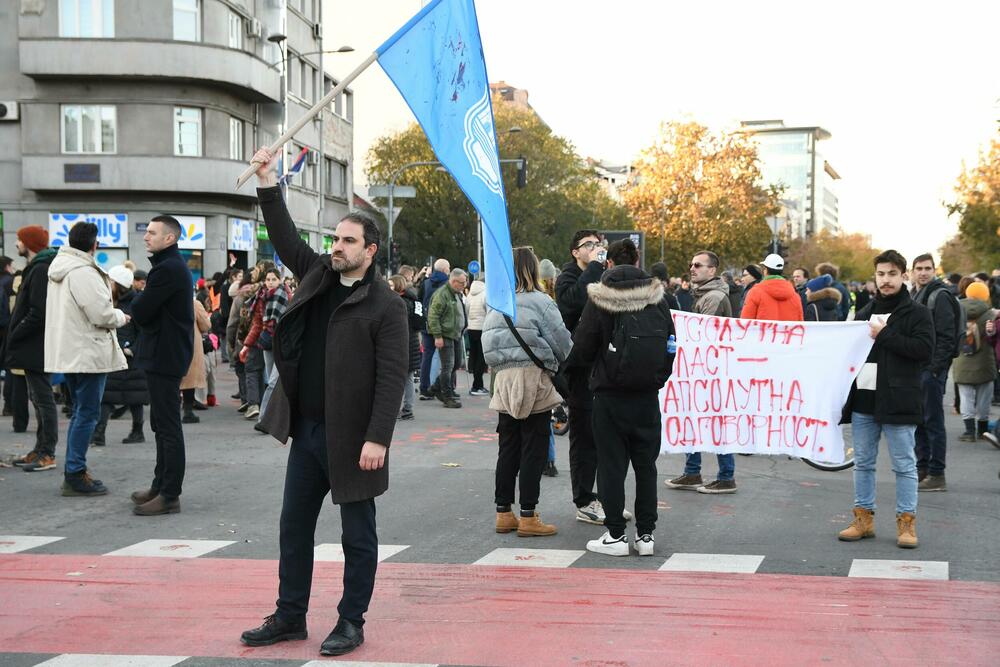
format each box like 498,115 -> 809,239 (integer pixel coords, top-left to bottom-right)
571,239 -> 674,556
910,253 -> 960,491
482,247 -> 572,537
803,274 -> 842,322
953,281 -> 996,443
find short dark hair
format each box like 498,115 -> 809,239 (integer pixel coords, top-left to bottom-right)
649,261 -> 669,282
793,267 -> 809,278
874,249 -> 907,273
0,256 -> 12,271
151,215 -> 182,243
948,272 -> 962,285
340,211 -> 381,251
570,229 -> 601,254
692,250 -> 719,268
912,253 -> 934,268
607,239 -> 639,267
68,222 -> 98,252
976,272 -> 990,283
815,262 -> 839,279
681,273 -> 690,283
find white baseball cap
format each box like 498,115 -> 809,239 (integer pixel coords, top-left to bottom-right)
762,253 -> 784,271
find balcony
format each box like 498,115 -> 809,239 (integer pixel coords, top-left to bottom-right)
22,155 -> 257,199
19,39 -> 281,103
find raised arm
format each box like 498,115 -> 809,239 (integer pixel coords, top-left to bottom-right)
251,148 -> 320,281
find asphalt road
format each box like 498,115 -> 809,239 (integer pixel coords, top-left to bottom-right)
2,369 -> 998,582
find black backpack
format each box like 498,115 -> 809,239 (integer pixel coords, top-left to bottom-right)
927,287 -> 964,359
602,303 -> 674,391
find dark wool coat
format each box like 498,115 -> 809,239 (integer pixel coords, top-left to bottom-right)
256,186 -> 409,504
4,249 -> 57,372
841,291 -> 934,425
102,288 -> 149,405
401,287 -> 424,372
804,286 -> 842,322
131,244 -> 195,378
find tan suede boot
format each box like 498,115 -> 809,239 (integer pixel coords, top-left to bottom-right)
495,511 -> 520,534
896,512 -> 918,549
517,512 -> 557,537
838,507 -> 875,541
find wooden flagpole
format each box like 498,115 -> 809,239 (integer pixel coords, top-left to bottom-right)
236,51 -> 378,189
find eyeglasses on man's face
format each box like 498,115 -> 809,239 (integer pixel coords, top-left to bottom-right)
575,240 -> 605,251
690,262 -> 708,269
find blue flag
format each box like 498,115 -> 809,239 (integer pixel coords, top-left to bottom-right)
376,0 -> 515,318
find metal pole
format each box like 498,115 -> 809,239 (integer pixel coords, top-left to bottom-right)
237,51 -> 378,188
387,174 -> 395,278
660,216 -> 665,263
477,212 -> 482,268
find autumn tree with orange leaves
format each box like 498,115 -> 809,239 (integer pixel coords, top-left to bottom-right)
945,129 -> 1000,271
623,121 -> 782,272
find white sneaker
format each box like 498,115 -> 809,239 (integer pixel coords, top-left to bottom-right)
586,531 -> 629,556
576,500 -> 607,525
634,533 -> 654,556
244,404 -> 260,419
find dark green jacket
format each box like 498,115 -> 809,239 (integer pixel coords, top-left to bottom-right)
427,283 -> 465,340
953,298 -> 997,385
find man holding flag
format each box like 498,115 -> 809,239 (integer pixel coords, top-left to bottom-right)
238,0 -> 515,656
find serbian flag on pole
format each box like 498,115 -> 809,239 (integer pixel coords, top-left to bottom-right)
279,147 -> 309,187
376,0 -> 516,318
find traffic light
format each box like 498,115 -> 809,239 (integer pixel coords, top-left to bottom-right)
516,157 -> 527,188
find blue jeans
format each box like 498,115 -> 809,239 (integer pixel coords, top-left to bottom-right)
684,452 -> 735,481
548,423 -> 556,463
63,373 -> 107,474
851,411 -> 918,515
419,332 -> 435,393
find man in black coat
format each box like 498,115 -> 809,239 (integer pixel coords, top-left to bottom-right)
555,228 -> 612,526
838,250 -> 933,550
129,215 -> 194,516
571,240 -> 674,558
7,226 -> 59,472
241,148 -> 408,658
909,253 -> 958,491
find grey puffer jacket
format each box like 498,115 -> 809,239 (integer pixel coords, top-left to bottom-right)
482,290 -> 573,373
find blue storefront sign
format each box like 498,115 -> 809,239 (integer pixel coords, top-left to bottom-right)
49,213 -> 128,248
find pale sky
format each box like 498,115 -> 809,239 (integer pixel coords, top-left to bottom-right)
324,0 -> 1000,262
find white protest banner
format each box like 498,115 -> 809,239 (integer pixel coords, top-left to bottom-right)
659,312 -> 874,463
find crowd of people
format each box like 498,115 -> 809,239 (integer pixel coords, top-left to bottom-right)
2,146 -> 998,655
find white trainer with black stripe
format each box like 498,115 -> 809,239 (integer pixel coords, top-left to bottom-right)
634,533 -> 654,556
586,531 -> 629,556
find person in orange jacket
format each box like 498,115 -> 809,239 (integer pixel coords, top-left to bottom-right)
739,254 -> 804,321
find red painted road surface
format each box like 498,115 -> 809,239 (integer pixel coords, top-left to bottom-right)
1,554 -> 998,666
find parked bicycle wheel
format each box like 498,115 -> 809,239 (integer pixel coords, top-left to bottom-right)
803,423 -> 855,472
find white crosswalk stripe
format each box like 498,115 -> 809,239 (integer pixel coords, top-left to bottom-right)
848,559 -> 949,580
473,547 -> 585,568
33,655 -> 188,666
301,662 -> 438,667
314,543 -> 410,563
103,539 -> 235,558
0,535 -> 65,554
659,553 -> 765,573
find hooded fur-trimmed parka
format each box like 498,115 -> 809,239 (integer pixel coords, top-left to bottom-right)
570,264 -> 675,394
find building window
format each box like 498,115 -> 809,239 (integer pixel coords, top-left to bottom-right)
59,0 -> 114,38
229,117 -> 243,161
287,50 -> 299,97
62,105 -> 116,154
345,91 -> 353,122
174,107 -> 202,156
300,59 -> 310,101
173,0 -> 201,42
227,9 -> 243,49
325,158 -> 347,199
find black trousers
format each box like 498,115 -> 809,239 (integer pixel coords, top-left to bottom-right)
495,410 -> 551,510
25,371 -> 57,456
567,366 -> 598,508
915,367 -> 949,476
592,392 -> 661,539
11,372 -> 30,433
468,330 -> 487,391
277,416 -> 378,627
146,372 -> 185,499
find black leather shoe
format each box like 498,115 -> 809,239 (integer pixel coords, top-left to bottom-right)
240,613 -> 307,647
319,618 -> 364,656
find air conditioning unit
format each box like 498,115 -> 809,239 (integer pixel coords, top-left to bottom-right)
246,18 -> 262,39
0,101 -> 19,121
312,23 -> 323,40
306,151 -> 319,166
